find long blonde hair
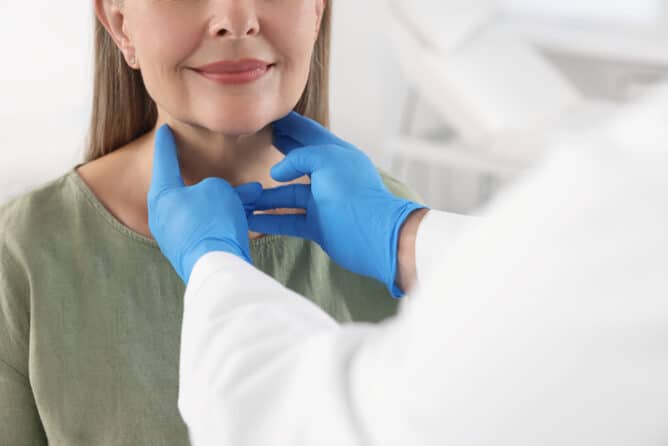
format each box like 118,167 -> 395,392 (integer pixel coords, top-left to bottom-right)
85,3 -> 332,162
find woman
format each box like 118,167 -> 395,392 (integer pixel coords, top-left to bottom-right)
0,0 -> 421,444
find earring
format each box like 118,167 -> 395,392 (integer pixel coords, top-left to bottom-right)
128,55 -> 137,67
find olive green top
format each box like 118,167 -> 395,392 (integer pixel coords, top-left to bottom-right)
0,169 -> 421,445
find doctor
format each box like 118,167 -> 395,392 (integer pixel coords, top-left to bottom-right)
148,92 -> 668,445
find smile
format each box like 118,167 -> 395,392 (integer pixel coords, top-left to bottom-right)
193,59 -> 275,85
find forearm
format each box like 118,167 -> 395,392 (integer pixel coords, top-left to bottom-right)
395,208 -> 430,293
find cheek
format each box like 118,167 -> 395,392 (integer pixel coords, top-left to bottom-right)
267,7 -> 319,105
130,3 -> 202,64
131,12 -> 201,104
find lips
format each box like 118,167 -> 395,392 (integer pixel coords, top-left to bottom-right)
193,59 -> 274,85
195,59 -> 272,74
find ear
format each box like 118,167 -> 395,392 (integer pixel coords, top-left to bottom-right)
94,0 -> 138,68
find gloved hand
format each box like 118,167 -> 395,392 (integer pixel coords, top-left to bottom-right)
249,112 -> 427,297
148,125 -> 262,283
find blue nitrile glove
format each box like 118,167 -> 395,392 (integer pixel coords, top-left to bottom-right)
148,125 -> 262,283
248,112 -> 427,297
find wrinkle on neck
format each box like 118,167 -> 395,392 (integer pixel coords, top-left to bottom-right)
150,113 -> 286,188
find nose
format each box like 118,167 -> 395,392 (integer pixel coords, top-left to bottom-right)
208,1 -> 261,39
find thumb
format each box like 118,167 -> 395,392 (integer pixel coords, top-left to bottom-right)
270,146 -> 324,183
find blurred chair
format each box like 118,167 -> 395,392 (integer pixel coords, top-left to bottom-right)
384,0 -> 618,210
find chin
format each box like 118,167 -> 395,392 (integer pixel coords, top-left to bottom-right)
198,109 -> 275,137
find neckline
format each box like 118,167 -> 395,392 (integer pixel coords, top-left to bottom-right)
67,167 -> 286,250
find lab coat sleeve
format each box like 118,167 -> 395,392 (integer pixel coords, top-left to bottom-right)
178,251 -> 374,446
415,209 -> 475,279
178,87 -> 668,446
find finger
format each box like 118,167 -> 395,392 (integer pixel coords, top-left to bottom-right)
272,111 -> 343,154
234,182 -> 263,205
248,214 -> 312,240
270,146 -> 324,182
150,125 -> 185,196
253,185 -> 311,211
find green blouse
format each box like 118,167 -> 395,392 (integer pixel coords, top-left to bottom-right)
0,169 -> 421,445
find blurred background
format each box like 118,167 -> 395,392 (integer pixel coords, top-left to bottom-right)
1,0 -> 667,212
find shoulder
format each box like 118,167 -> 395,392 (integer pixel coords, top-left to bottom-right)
0,172 -> 77,231
0,172 -> 79,262
377,168 -> 424,203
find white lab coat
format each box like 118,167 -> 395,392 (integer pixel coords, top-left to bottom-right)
178,88 -> 668,446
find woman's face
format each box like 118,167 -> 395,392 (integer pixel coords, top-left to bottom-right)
104,0 -> 325,137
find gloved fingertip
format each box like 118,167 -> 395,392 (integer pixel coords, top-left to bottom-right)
243,181 -> 263,193
235,182 -> 264,204
155,123 -> 173,140
247,182 -> 263,201
270,161 -> 296,183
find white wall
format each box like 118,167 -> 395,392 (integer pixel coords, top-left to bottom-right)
0,2 -> 93,203
329,0 -> 407,167
501,0 -> 666,26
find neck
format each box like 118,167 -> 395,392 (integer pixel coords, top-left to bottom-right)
144,114 -> 287,188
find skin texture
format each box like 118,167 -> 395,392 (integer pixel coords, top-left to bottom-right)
80,0 -> 325,240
